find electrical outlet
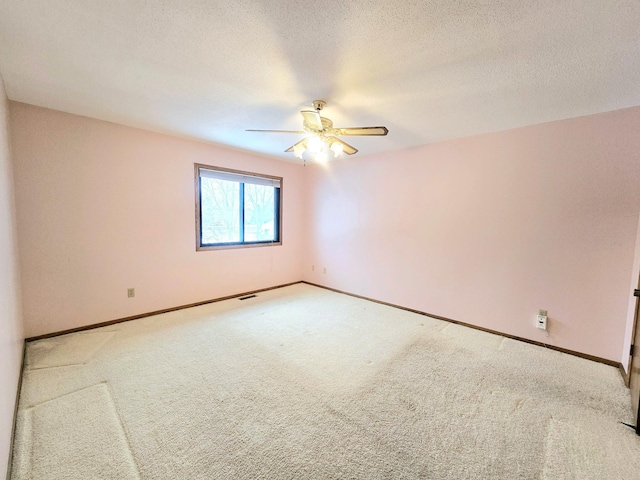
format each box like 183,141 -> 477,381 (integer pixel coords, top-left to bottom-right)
536,310 -> 547,330
127,288 -> 135,298
323,267 -> 326,274
312,265 -> 315,271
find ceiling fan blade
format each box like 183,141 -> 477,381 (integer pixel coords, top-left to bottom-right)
329,137 -> 358,155
246,129 -> 305,134
301,110 -> 323,130
337,126 -> 388,136
284,138 -> 308,153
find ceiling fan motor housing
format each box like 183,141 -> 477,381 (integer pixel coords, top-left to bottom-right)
304,117 -> 333,133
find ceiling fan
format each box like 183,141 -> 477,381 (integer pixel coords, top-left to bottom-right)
246,100 -> 388,162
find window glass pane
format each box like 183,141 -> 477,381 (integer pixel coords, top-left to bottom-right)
200,178 -> 240,244
244,183 -> 276,242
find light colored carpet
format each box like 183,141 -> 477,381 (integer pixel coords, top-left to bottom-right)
10,283 -> 640,479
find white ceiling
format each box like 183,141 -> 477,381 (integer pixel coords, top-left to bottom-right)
1,1 -> 639,162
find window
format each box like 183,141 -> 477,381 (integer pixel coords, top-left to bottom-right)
195,164 -> 282,250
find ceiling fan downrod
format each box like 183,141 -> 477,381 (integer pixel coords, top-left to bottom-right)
312,100 -> 326,112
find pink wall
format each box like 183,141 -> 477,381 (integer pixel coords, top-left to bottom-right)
10,102 -> 305,338
304,107 -> 640,362
0,77 -> 24,474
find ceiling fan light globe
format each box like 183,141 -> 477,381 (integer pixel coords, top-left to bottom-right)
307,135 -> 324,153
330,141 -> 344,157
293,143 -> 306,159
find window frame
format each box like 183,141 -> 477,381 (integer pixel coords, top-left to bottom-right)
194,163 -> 283,251
194,163 -> 284,251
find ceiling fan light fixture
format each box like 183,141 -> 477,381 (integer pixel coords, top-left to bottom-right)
307,135 -> 324,153
330,141 -> 344,157
293,142 -> 306,159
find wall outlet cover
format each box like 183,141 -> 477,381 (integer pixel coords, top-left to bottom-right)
536,314 -> 547,330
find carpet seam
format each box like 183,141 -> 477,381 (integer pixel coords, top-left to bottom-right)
25,363 -> 87,372
104,381 -> 143,480
25,382 -> 109,409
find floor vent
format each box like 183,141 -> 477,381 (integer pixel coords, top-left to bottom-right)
238,295 -> 257,301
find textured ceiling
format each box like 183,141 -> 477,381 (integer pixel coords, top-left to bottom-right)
1,1 -> 639,162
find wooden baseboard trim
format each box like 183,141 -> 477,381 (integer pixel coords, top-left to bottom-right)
26,281 -> 302,342
6,340 -> 26,480
302,281 -> 621,369
24,278 -> 625,371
